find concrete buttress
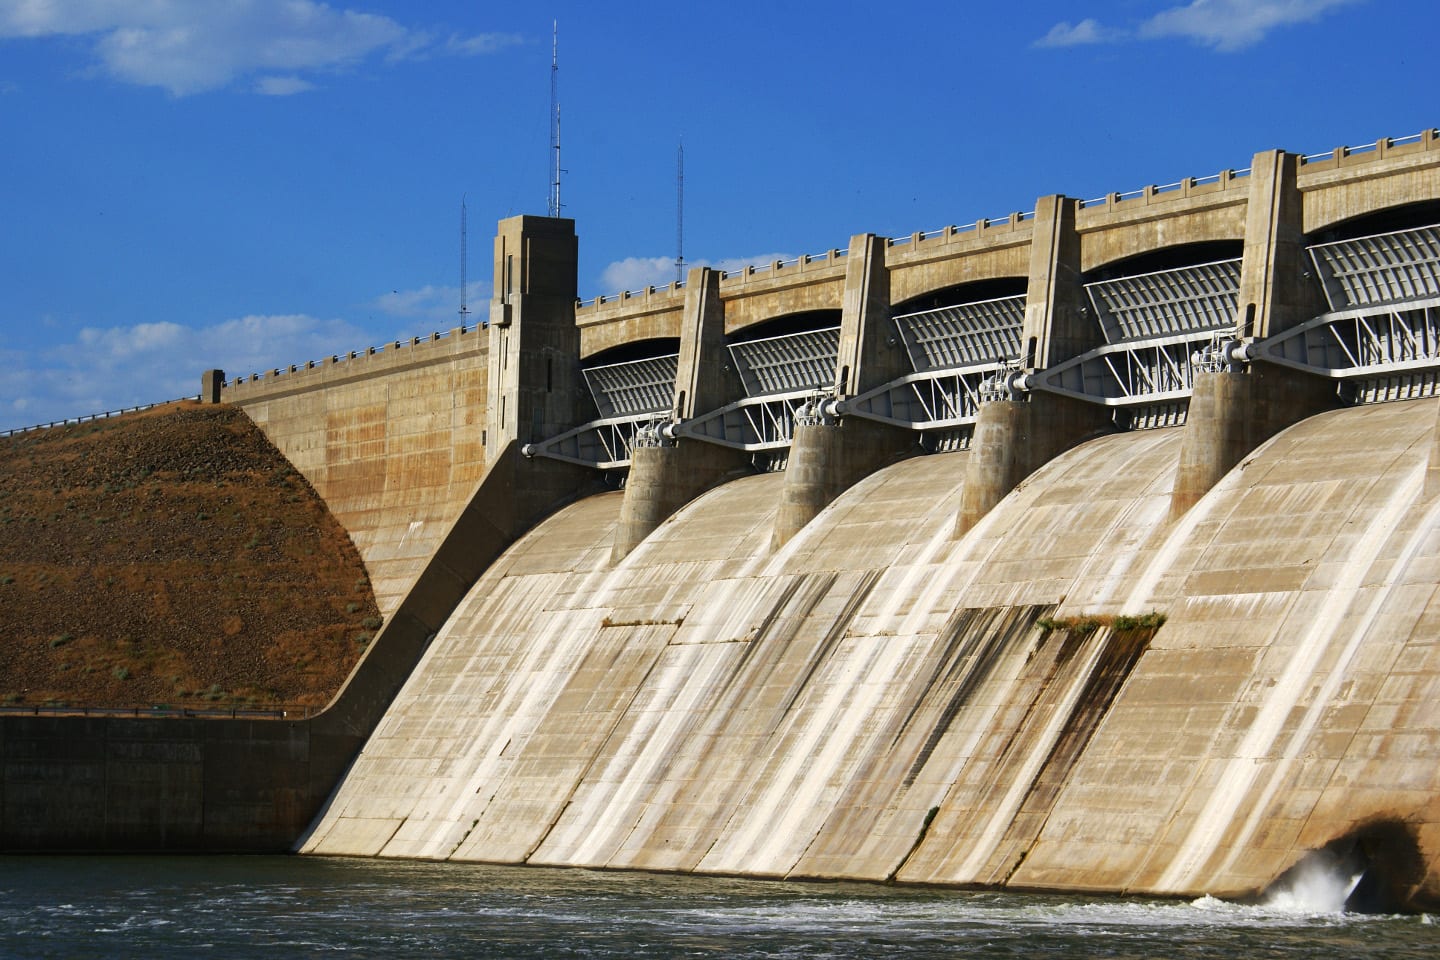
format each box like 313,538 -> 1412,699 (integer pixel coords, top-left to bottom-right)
612,268 -> 751,562
1170,151 -> 1338,518
955,196 -> 1112,537
486,215 -> 599,522
771,235 -> 918,550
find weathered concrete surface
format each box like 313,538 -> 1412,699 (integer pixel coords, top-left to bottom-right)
1013,399 -> 1440,907
301,474 -> 785,858
955,393 -> 1113,536
771,417 -> 918,550
307,398 -> 1440,909
227,330 -> 489,618
612,267 -> 751,563
0,714 -> 320,852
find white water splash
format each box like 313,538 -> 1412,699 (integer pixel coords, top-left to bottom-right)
1259,850 -> 1363,915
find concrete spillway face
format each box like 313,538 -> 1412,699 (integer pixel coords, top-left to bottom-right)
306,398 -> 1440,908
1005,399 -> 1440,907
305,425 -> 1180,880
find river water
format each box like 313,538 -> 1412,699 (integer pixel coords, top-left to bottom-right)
1,855 -> 1435,959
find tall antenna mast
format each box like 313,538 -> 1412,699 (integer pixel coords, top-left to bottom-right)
459,195 -> 470,323
675,140 -> 685,283
547,21 -> 562,218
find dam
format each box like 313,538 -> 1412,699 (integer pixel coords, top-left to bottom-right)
5,131 -> 1440,909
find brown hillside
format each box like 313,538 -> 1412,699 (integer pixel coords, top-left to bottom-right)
0,402 -> 378,712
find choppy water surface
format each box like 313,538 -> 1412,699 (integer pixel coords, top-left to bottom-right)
0,856 -> 1435,959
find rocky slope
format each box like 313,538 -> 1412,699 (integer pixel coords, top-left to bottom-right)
0,402 -> 379,712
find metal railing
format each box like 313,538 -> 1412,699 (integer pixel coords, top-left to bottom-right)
717,250 -> 848,281
1,394 -> 202,439
1300,129 -> 1436,165
223,323 -> 483,388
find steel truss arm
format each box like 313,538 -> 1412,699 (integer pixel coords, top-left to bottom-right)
1252,297 -> 1440,379
831,361 -> 1008,429
521,413 -> 665,469
1029,329 -> 1220,406
671,389 -> 819,451
525,298 -> 1440,471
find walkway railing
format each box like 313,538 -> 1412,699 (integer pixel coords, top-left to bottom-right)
578,130 -> 1436,308
1,394 -> 201,440
223,323 -> 482,388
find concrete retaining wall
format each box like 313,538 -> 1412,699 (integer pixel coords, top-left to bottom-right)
222,328 -> 489,617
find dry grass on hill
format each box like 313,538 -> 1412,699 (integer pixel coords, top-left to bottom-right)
0,402 -> 378,711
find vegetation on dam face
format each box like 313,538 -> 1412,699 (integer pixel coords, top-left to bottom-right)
0,403 -> 378,711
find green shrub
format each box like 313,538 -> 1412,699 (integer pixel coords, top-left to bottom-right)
1039,611 -> 1166,635
112,666 -> 130,680
1114,611 -> 1167,631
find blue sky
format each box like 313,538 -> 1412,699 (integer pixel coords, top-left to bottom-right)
0,0 -> 1433,431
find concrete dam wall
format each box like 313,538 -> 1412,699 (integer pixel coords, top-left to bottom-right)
225,328 -> 489,618
9,132 -> 1437,900
303,398 -> 1440,906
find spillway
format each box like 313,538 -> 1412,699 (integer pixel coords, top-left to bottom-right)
303,399 -> 1440,905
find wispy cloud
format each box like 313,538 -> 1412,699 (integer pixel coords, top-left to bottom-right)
1035,0 -> 1364,52
0,1 -> 522,96
371,282 -> 491,324
254,75 -> 316,97
1138,0 -> 1364,52
445,32 -> 524,57
0,313 -> 377,431
1033,19 -> 1116,48
597,253 -> 798,297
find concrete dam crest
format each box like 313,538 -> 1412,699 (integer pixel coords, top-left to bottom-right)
302,399 -> 1440,905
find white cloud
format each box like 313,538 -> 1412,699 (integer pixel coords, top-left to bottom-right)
1036,0 -> 1362,52
0,312 -> 379,431
599,257 -> 678,293
444,32 -> 524,57
254,75 -> 316,97
1139,0 -> 1363,51
1033,19 -> 1117,48
0,1 -> 519,95
372,281 -> 490,323
597,253 -> 799,296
